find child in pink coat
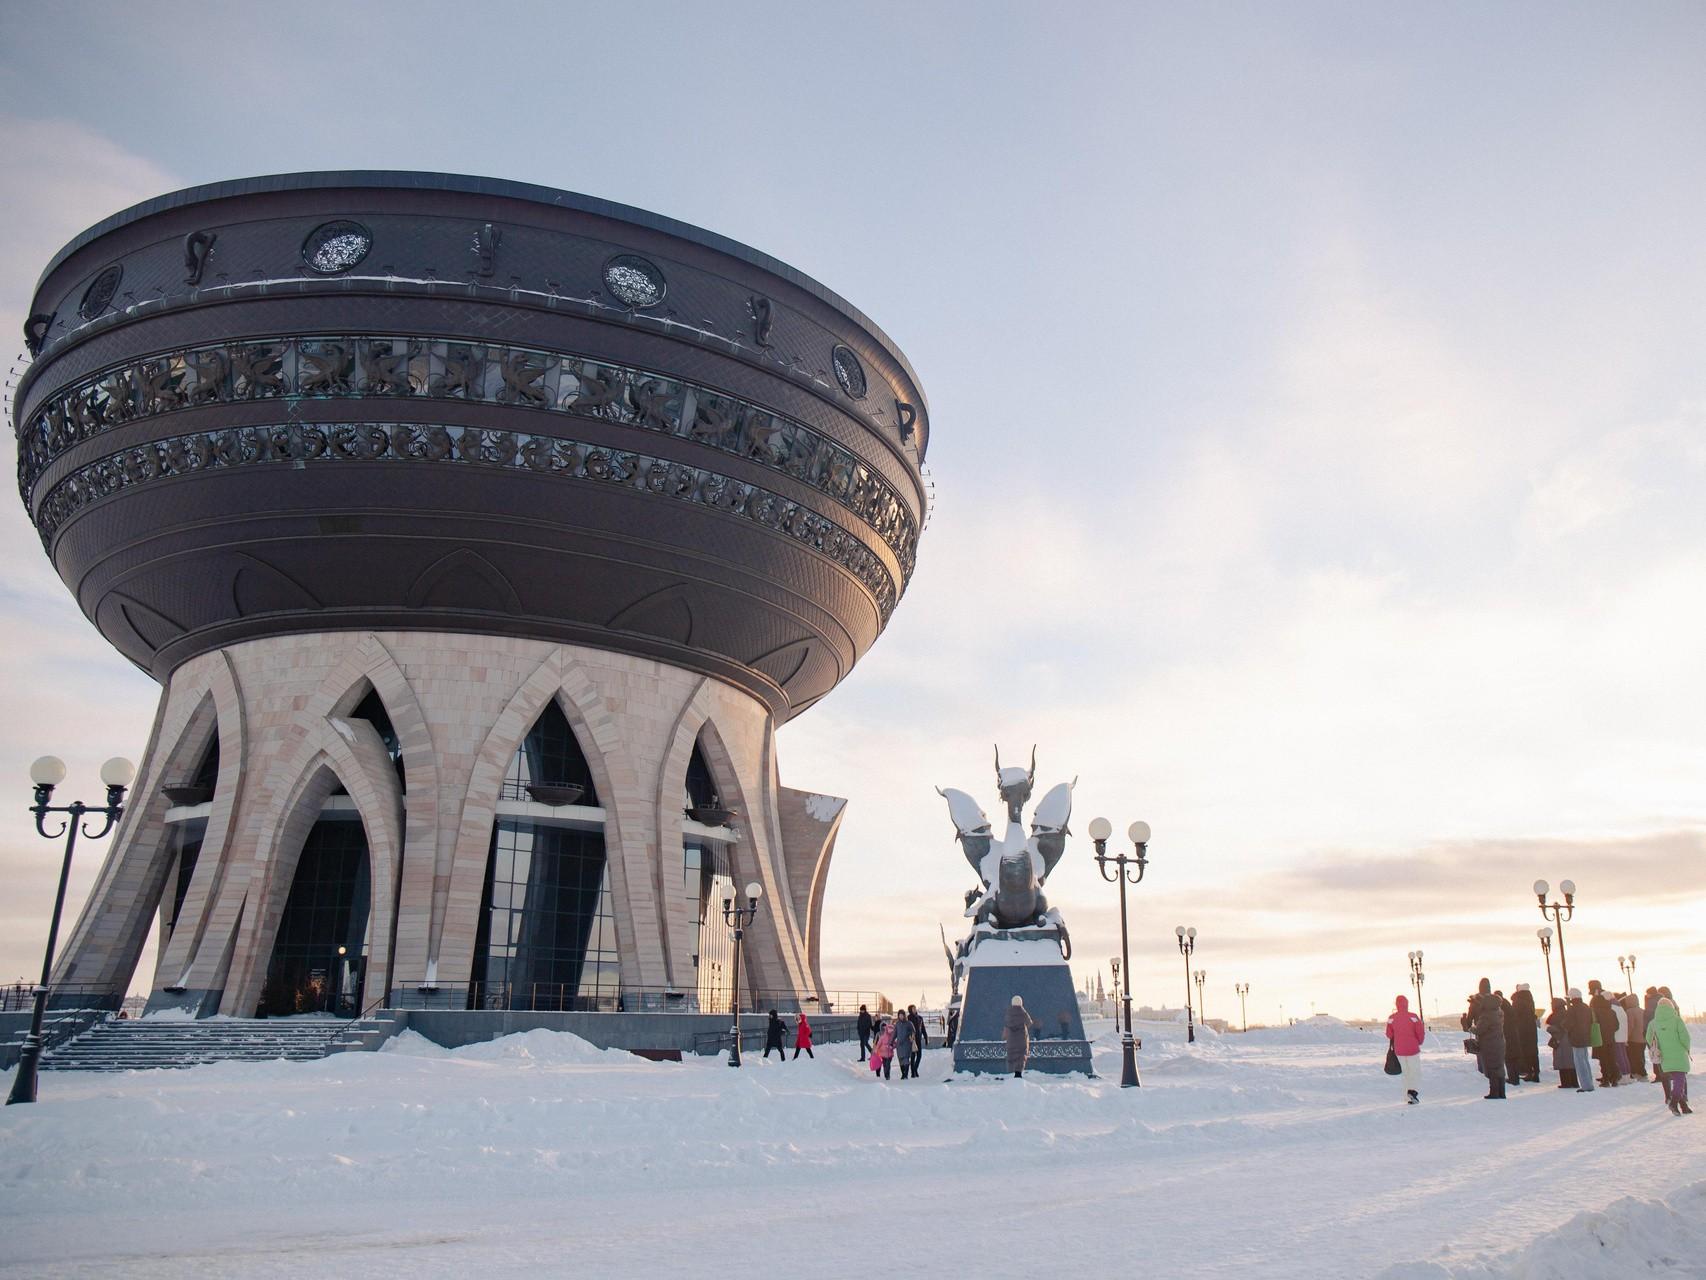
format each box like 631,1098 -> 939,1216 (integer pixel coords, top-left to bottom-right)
869,1020 -> 895,1080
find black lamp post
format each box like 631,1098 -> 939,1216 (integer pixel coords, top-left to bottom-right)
1537,928 -> 1555,1005
1175,925 -> 1197,1043
720,880 -> 764,1067
1407,950 -> 1425,1018
1235,981 -> 1250,1032
1533,879 -> 1575,994
8,754 -> 134,1106
1090,817 -> 1151,1089
1193,969 -> 1207,1028
1108,956 -> 1120,1023
1617,953 -> 1636,992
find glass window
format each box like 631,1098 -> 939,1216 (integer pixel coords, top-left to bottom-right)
257,816 -> 371,1016
472,702 -> 616,1011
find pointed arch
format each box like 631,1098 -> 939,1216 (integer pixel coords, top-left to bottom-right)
219,715 -> 403,1013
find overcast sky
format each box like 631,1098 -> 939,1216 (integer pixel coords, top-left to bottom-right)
2,2 -> 1703,1021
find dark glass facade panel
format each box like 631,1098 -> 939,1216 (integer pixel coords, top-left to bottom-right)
685,837 -> 735,1012
166,822 -> 203,932
684,742 -> 718,811
471,821 -> 619,1011
189,736 -> 220,791
499,698 -> 599,804
257,817 -> 370,1016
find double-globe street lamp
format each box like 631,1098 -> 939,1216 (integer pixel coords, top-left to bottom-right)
1235,982 -> 1250,1032
8,755 -> 134,1106
1534,880 -> 1576,995
1537,928 -> 1555,1004
1617,954 -> 1637,992
1175,925 -> 1198,1043
1108,956 -> 1120,1023
1090,817 -> 1151,1089
721,881 -> 764,1068
1193,969 -> 1207,1027
1407,950 -> 1425,1018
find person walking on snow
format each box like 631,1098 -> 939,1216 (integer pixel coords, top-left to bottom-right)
1622,993 -> 1647,1079
1465,979 -> 1507,1099
890,1007 -> 916,1079
792,1011 -> 814,1059
856,1004 -> 873,1062
870,1018 -> 895,1080
1588,981 -> 1621,1086
763,1009 -> 787,1060
1385,993 -> 1426,1104
1545,996 -> 1576,1089
1646,997 -> 1692,1115
1004,995 -> 1039,1078
907,1005 -> 928,1077
1511,985 -> 1541,1082
1610,993 -> 1632,1081
1565,988 -> 1595,1092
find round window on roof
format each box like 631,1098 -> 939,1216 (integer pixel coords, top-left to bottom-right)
79,263 -> 124,320
832,345 -> 867,400
603,254 -> 667,308
302,220 -> 373,274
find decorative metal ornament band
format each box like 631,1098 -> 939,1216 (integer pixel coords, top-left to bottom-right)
32,421 -> 900,620
17,335 -> 918,575
953,1040 -> 1093,1060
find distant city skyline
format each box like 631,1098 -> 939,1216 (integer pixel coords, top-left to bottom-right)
3,2 -> 1704,1021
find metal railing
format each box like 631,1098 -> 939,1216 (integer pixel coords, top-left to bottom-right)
691,1015 -> 864,1057
0,982 -> 125,1013
387,981 -> 887,1016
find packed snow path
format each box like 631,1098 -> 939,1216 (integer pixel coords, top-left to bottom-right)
1,1019 -> 1701,1278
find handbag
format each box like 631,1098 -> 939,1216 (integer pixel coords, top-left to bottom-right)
1463,1036 -> 1480,1054
1384,1047 -> 1402,1075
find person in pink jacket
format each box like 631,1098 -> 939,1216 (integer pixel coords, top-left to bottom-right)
793,1012 -> 815,1059
1386,993 -> 1427,1105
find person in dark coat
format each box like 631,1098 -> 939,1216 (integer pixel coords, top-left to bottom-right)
1004,995 -> 1039,1077
907,1005 -> 928,1076
1511,985 -> 1541,1082
856,1004 -> 873,1062
1565,988 -> 1595,1092
890,1009 -> 916,1079
1545,997 -> 1576,1088
1498,990 -> 1522,1086
1587,981 -> 1621,1086
763,1009 -> 787,1060
1465,979 -> 1507,1099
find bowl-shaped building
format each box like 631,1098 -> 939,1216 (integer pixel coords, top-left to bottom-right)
14,172 -> 927,1017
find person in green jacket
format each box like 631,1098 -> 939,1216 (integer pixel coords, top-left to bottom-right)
1645,997 -> 1692,1116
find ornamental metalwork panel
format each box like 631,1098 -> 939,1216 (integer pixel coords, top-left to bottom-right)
32,421 -> 901,621
19,335 -> 919,582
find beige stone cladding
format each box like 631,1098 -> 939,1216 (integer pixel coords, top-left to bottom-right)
52,632 -> 841,1014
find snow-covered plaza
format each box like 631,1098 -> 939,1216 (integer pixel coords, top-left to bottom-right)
2,1017 -> 1700,1279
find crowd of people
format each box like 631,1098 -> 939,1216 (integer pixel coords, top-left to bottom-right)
857,1003 -> 933,1079
1384,978 -> 1692,1114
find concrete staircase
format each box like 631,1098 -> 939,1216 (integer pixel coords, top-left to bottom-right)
39,1013 -> 404,1072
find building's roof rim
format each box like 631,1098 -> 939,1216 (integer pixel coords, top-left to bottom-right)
35,169 -> 926,412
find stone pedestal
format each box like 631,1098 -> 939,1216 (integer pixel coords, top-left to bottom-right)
950,933 -> 1092,1076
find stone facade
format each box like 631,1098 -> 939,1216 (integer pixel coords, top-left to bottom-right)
53,632 -> 844,1016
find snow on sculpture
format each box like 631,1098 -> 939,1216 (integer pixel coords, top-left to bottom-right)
938,746 -> 1072,946
937,747 -> 1091,1075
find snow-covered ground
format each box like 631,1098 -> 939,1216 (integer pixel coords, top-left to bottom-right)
1,1018 -> 1700,1278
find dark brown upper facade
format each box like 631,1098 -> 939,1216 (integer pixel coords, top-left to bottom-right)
13,172 -> 930,721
